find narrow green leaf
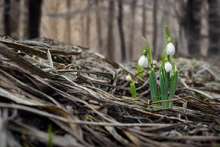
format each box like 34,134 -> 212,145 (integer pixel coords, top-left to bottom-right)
160,67 -> 168,100
167,66 -> 178,108
130,81 -> 137,98
147,47 -> 153,67
159,65 -> 170,109
136,65 -> 145,79
48,125 -> 53,147
169,66 -> 178,99
149,69 -> 158,102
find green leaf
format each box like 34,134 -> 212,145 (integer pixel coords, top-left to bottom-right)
136,65 -> 145,79
148,48 -> 153,66
169,66 -> 178,99
159,66 -> 168,100
143,48 -> 147,56
165,26 -> 173,43
167,66 -> 178,108
48,125 -> 53,147
149,68 -> 158,102
159,65 -> 170,109
130,81 -> 137,98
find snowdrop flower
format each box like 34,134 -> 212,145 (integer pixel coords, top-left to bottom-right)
166,42 -> 175,56
126,74 -> 132,81
138,55 -> 148,68
164,62 -> 172,72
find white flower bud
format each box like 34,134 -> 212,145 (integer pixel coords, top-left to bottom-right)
152,60 -> 157,65
166,42 -> 175,56
126,74 -> 132,81
138,55 -> 148,68
164,62 -> 172,72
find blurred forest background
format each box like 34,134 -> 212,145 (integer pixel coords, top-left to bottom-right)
0,0 -> 219,62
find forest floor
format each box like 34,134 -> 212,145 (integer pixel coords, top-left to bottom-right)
0,37 -> 220,147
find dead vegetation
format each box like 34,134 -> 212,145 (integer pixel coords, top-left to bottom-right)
0,38 -> 220,147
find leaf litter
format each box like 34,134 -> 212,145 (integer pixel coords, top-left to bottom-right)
0,37 -> 219,147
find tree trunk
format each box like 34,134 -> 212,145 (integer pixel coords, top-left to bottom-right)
117,0 -> 126,62
142,0 -> 147,38
95,0 -> 103,52
28,0 -> 42,39
65,0 -> 71,44
85,0 -> 91,47
176,0 -> 189,56
3,0 -> 11,35
106,0 -> 115,60
208,0 -> 220,55
153,0 -> 158,56
128,0 -> 137,60
185,0 -> 202,56
0,0 -> 4,34
19,0 -> 29,39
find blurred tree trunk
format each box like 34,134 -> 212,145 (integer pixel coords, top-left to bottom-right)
106,0 -> 115,60
153,0 -> 158,56
85,0 -> 91,47
185,0 -> 202,56
28,0 -> 42,39
2,0 -> 20,38
95,0 -> 103,52
10,0 -> 20,38
175,0 -> 189,56
128,0 -> 137,59
117,0 -> 126,62
0,0 -> 5,34
65,0 -> 71,44
1,0 -> 41,39
208,0 -> 220,55
142,0 -> 147,38
19,0 -> 29,39
3,0 -> 11,35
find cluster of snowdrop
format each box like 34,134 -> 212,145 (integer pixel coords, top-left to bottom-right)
127,31 -> 178,109
138,42 -> 175,73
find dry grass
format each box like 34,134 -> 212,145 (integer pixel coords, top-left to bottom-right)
0,37 -> 219,147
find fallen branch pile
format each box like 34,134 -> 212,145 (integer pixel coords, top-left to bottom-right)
0,38 -> 220,147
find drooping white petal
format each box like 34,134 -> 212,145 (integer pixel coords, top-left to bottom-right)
138,55 -> 148,68
164,62 -> 172,72
166,42 -> 175,56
